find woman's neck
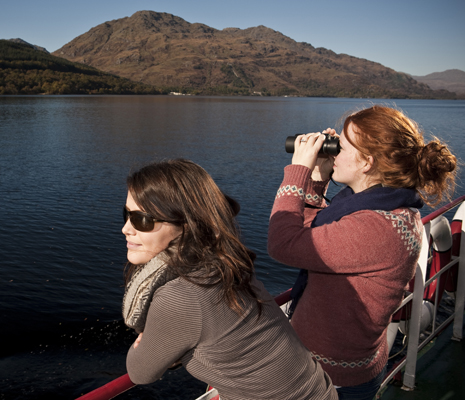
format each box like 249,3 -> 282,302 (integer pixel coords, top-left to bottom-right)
352,175 -> 381,193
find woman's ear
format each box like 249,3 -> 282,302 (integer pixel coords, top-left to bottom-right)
362,155 -> 375,173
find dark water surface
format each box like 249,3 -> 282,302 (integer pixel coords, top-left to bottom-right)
0,96 -> 464,399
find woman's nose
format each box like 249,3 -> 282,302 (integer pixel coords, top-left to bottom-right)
122,218 -> 135,236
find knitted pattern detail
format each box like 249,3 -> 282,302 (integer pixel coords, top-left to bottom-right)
122,252 -> 177,332
374,210 -> 422,257
309,350 -> 380,369
275,184 -> 323,205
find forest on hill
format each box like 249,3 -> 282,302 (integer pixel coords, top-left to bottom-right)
0,40 -> 161,95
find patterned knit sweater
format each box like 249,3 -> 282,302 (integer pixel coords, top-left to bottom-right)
126,274 -> 338,400
268,165 -> 423,387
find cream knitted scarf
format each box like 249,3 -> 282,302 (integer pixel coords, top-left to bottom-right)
122,252 -> 178,333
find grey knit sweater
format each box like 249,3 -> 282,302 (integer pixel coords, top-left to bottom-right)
126,276 -> 338,400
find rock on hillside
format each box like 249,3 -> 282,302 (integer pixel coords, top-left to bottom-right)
53,10 -> 455,98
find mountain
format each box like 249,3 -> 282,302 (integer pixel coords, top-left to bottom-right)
52,10 -> 455,98
412,69 -> 465,96
0,39 -> 160,95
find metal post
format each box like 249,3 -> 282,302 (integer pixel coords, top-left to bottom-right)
402,264 -> 426,390
452,216 -> 465,340
401,224 -> 429,391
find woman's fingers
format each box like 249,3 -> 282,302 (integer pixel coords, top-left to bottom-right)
322,128 -> 338,137
134,332 -> 143,348
292,133 -> 325,169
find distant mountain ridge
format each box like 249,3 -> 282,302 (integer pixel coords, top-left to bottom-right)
412,69 -> 465,95
52,10 -> 456,98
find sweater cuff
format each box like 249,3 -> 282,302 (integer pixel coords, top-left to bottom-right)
276,165 -> 329,206
274,165 -> 312,202
306,179 -> 330,207
309,179 -> 331,195
283,164 -> 313,183
276,165 -> 329,207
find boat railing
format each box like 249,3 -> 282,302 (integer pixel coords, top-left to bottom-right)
379,194 -> 465,394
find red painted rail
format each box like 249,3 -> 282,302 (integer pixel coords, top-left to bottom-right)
76,374 -> 135,400
421,194 -> 465,224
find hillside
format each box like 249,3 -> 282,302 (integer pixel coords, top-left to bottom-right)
0,39 -> 160,95
412,69 -> 465,96
52,10 -> 455,98
8,38 -> 49,53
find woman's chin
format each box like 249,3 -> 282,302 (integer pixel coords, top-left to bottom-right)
127,250 -> 152,266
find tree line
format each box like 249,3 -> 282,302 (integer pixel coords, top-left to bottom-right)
0,40 -> 161,95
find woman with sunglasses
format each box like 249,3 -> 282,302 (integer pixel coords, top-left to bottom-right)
122,159 -> 338,400
268,106 -> 457,399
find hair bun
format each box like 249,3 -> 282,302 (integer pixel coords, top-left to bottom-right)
419,140 -> 456,175
416,138 -> 457,205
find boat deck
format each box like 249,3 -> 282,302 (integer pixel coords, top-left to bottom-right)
379,319 -> 465,400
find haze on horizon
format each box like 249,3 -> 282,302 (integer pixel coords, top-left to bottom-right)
1,0 -> 464,77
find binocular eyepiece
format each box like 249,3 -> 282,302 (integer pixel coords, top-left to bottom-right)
285,134 -> 340,156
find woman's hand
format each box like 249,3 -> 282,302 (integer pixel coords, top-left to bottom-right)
292,128 -> 337,181
312,128 -> 338,181
134,332 -> 143,349
292,132 -> 325,170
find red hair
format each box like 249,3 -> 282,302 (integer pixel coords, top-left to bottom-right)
344,106 -> 457,206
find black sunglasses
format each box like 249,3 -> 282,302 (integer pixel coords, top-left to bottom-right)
123,208 -> 165,232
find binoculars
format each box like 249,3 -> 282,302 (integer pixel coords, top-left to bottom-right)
285,134 -> 340,156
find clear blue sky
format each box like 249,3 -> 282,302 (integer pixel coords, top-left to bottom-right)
1,0 -> 464,76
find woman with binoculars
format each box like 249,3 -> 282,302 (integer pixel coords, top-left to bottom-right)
268,105 -> 457,399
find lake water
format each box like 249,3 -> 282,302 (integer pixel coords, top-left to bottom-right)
0,95 -> 464,399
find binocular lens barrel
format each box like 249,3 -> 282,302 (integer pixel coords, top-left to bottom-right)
285,134 -> 340,156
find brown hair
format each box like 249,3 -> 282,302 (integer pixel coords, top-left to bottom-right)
343,105 -> 457,206
125,158 -> 261,316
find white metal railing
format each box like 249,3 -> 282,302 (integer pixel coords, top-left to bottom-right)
379,195 -> 465,394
